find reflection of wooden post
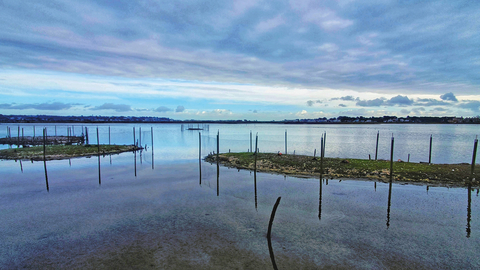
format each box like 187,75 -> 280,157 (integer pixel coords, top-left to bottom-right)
267,197 -> 281,270
467,184 -> 472,238
429,135 -> 433,164
151,127 -> 154,170
375,131 -> 379,161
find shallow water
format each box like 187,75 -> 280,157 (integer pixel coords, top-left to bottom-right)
1,123 -> 479,269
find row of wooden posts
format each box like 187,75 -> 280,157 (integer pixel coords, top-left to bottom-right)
209,130 -> 478,184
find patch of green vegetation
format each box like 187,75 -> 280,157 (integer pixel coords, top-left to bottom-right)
206,152 -> 479,187
0,144 -> 141,161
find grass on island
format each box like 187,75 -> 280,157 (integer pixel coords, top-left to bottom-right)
205,152 -> 478,187
0,144 -> 141,161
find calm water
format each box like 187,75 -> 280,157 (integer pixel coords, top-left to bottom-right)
0,123 -> 479,269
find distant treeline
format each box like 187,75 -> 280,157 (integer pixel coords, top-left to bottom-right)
0,114 -> 479,124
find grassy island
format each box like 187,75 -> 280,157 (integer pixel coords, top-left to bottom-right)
205,152 -> 478,187
0,144 -> 143,161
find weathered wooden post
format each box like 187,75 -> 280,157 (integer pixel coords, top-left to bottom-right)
217,130 -> 220,196
250,130 -> 252,153
139,127 -> 142,148
267,197 -> 281,270
43,128 -> 49,192
428,134 -> 433,164
109,126 -> 111,145
199,132 -> 201,184
375,131 -> 379,161
408,154 -> 411,163
33,125 -> 35,140
471,138 -> 478,180
17,126 -> 20,145
97,127 -> 101,185
390,135 -> 394,182
285,129 -> 287,154
85,127 -> 89,144
55,125 -> 57,137
323,132 -> 327,157
151,127 -> 154,170
133,127 -> 136,146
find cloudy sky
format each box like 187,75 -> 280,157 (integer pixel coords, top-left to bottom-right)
1,0 -> 479,120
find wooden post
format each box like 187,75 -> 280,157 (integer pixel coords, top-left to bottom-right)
429,134 -> 433,164
133,127 -> 136,146
217,130 -> 220,196
314,149 -> 316,159
267,197 -> 282,270
199,132 -> 201,185
375,131 -> 379,161
109,126 -> 111,145
55,125 -> 57,137
408,154 -> 410,163
390,135 -> 394,182
254,133 -> 258,170
43,128 -> 49,192
33,125 -> 35,139
323,132 -> 326,157
471,138 -> 478,179
320,137 -> 324,176
97,127 -> 101,185
85,127 -> 89,144
250,131 -> 252,153
139,127 -> 142,148
285,129 -> 287,154
17,126 -> 20,145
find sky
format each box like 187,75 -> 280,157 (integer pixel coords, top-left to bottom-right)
0,0 -> 479,121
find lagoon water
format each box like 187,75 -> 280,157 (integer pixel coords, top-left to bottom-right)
0,123 -> 479,269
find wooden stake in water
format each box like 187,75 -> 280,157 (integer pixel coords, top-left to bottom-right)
267,197 -> 281,270
109,126 -> 111,145
375,131 -> 379,161
323,132 -> 327,157
139,127 -> 142,148
97,127 -> 101,185
429,134 -> 433,164
254,133 -> 258,170
390,135 -> 394,183
199,132 -> 201,185
43,128 -> 49,192
285,129 -> 287,154
217,130 -> 220,196
471,138 -> 478,180
250,131 -> 252,153
133,127 -> 136,146
85,127 -> 89,145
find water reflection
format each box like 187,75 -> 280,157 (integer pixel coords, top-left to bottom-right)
467,184 -> 472,238
318,178 -> 322,220
254,169 -> 258,209
386,181 -> 393,228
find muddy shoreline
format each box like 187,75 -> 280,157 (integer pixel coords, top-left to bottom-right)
205,152 -> 479,188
